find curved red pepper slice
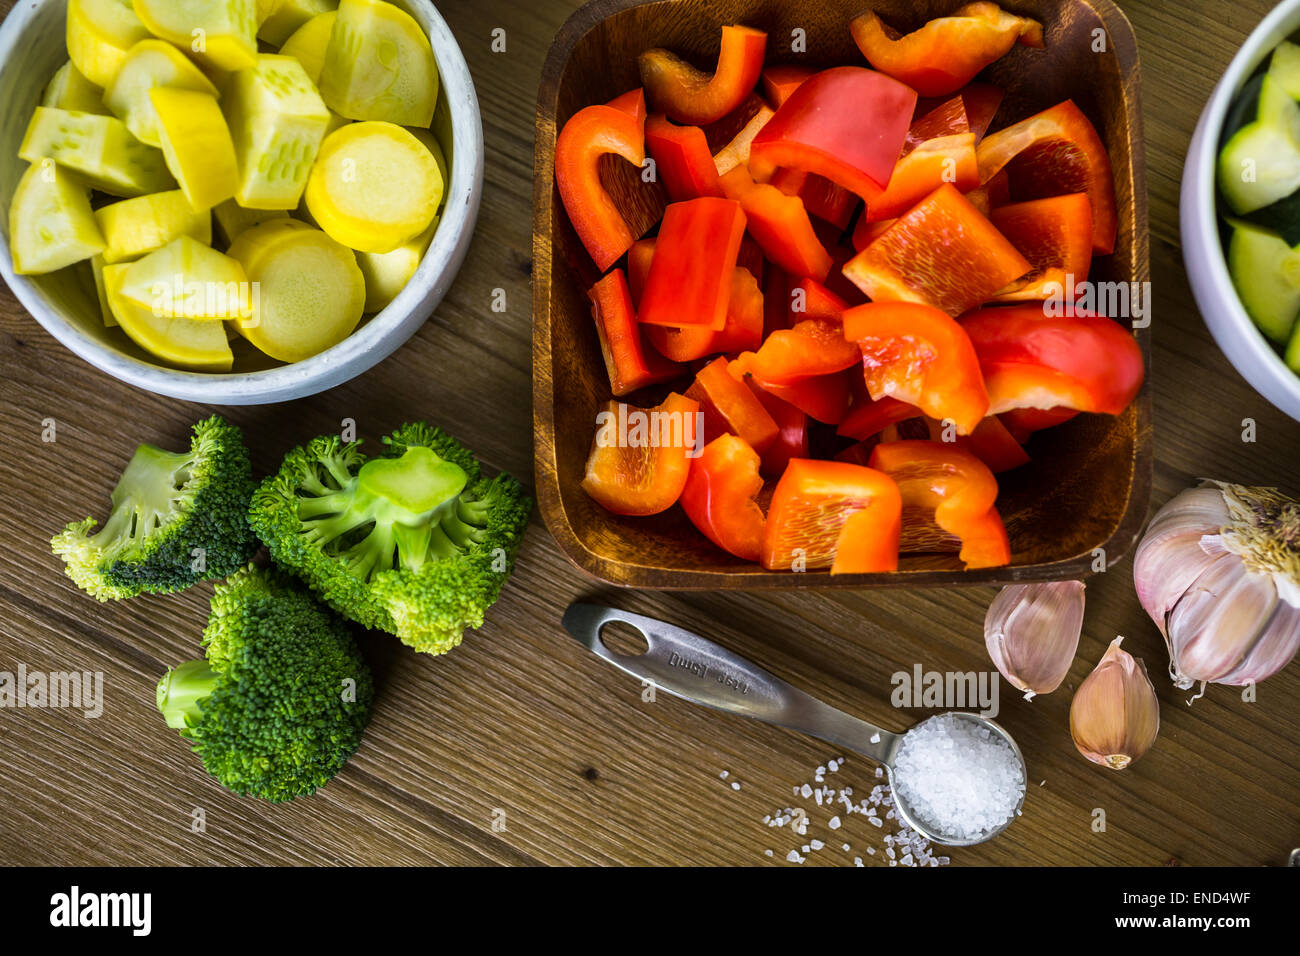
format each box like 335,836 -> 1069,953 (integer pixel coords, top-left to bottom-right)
1000,406 -> 1080,442
850,3 -> 1044,98
868,440 -> 1010,569
843,183 -> 1031,317
752,318 -> 861,385
638,25 -> 768,126
960,305 -> 1145,415
989,193 -> 1094,301
732,350 -> 850,425
644,265 -> 764,361
645,114 -> 724,202
720,166 -> 832,281
589,269 -> 681,396
606,88 -> 647,126
789,277 -> 849,321
750,67 -> 917,201
866,133 -> 980,222
556,104 -> 646,273
761,65 -> 815,109
680,434 -> 767,561
638,197 -> 746,330
843,301 -> 991,435
686,356 -> 780,454
977,100 -> 1117,254
761,459 -> 902,573
582,393 -> 700,516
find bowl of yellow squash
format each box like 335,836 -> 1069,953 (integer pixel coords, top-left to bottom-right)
0,0 -> 483,404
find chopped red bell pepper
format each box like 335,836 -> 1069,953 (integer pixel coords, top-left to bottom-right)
789,277 -> 849,321
906,96 -> 971,151
963,168 -> 1009,216
645,114 -> 725,202
752,318 -> 861,385
843,301 -> 991,435
960,305 -> 1145,415
720,166 -> 832,281
606,88 -> 647,126
638,25 -> 768,126
588,269 -> 681,396
686,356 -> 780,453
555,104 -> 647,272
712,102 -> 775,176
582,392 -> 700,515
638,197 -> 747,330
842,183 -> 1032,317
732,351 -> 851,425
769,168 -> 858,229
644,265 -> 764,361
977,100 -> 1118,254
868,440 -> 1010,569
1000,406 -> 1080,442
761,64 -> 815,109
761,459 -> 902,573
850,3 -> 1044,98
865,133 -> 980,222
838,394 -> 922,440
923,416 -> 1030,473
744,388 -> 809,475
749,67 -> 917,201
680,434 -> 767,561
852,215 -> 898,252
956,82 -> 1005,141
989,193 -> 1093,301
626,238 -> 656,303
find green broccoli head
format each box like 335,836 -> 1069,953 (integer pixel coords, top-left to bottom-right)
52,416 -> 259,600
248,422 -> 532,655
156,565 -> 373,802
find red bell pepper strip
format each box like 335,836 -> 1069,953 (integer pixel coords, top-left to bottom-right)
989,193 -> 1093,301
761,459 -> 902,573
842,183 -> 1032,317
712,103 -> 775,176
1000,406 -> 1080,442
865,133 -> 980,222
685,356 -> 780,453
720,166 -> 832,281
645,114 -> 725,202
976,100 -> 1118,254
732,351 -> 851,425
638,25 -> 768,126
749,67 -> 917,201
844,301 -> 991,435
582,392 -> 701,516
789,277 -> 849,321
868,440 -> 1010,569
923,416 -> 1030,473
761,65 -> 815,109
838,394 -> 922,440
850,3 -> 1044,98
555,104 -> 647,272
680,434 -> 767,561
588,269 -> 681,396
644,266 -> 764,361
744,388 -> 808,476
638,197 -> 746,330
626,238 -> 656,303
606,88 -> 647,126
960,305 -> 1145,415
752,318 -> 861,385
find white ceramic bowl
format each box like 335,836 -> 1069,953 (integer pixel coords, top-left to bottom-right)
0,0 -> 483,405
1182,0 -> 1300,422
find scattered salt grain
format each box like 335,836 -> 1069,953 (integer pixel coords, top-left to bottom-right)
869,732 -> 881,743
731,782 -> 741,791
787,850 -> 805,864
719,770 -> 729,780
828,815 -> 841,830
810,839 -> 824,851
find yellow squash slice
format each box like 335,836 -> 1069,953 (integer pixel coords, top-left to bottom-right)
42,61 -> 109,115
8,162 -> 106,275
213,199 -> 289,246
103,261 -> 234,370
94,189 -> 212,263
320,0 -> 439,128
304,121 -> 441,253
258,0 -> 336,48
355,217 -> 436,312
66,0 -> 152,89
104,40 -> 220,148
223,54 -> 330,209
278,11 -> 335,85
89,254 -> 117,326
150,88 -> 239,210
226,219 -> 364,362
19,107 -> 175,197
257,0 -> 287,26
405,126 -> 448,210
133,0 -> 258,73
117,236 -> 250,320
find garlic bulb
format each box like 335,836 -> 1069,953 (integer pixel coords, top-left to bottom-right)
1070,637 -> 1160,770
985,581 -> 1084,699
1134,481 -> 1300,689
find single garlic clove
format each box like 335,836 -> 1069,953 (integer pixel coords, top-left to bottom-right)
985,581 -> 1084,699
1069,637 -> 1160,770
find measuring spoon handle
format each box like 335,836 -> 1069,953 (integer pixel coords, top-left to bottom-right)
561,603 -> 900,765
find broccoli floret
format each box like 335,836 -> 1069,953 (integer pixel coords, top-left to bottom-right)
51,416 -> 260,600
248,422 -> 532,655
156,565 -> 373,802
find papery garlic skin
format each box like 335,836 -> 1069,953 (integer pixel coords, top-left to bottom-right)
985,581 -> 1084,699
1069,637 -> 1160,770
1134,482 -> 1300,689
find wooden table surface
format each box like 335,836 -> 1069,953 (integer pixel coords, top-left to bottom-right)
2,0 -> 1298,868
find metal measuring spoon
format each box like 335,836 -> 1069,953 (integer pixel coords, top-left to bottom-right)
562,603 -> 1028,847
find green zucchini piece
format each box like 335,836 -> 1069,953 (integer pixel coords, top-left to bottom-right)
1228,221 -> 1300,345
1217,78 -> 1300,215
1270,41 -> 1300,100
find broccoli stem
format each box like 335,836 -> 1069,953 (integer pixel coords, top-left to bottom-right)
156,660 -> 221,730
92,444 -> 193,554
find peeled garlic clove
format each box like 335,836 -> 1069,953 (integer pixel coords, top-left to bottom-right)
1070,637 -> 1160,770
985,581 -> 1084,699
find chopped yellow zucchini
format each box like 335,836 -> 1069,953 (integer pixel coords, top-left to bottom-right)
117,236 -> 250,320
213,199 -> 289,245
103,261 -> 235,370
19,107 -> 174,197
150,88 -> 239,210
89,254 -> 117,326
66,0 -> 151,89
104,40 -> 220,147
8,161 -> 106,275
226,219 -> 364,361
134,0 -> 258,73
320,0 -> 438,128
223,54 -> 330,209
94,189 -> 213,263
257,0 -> 287,27
258,0 -> 336,48
277,11 -> 335,85
42,61 -> 109,115
405,126 -> 448,210
304,121 -> 441,253
356,217 -> 436,312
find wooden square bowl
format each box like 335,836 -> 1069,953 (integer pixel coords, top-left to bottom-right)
533,0 -> 1151,589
